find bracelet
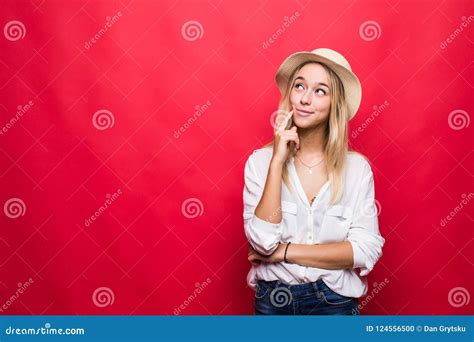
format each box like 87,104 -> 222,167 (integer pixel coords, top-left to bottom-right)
284,242 -> 291,263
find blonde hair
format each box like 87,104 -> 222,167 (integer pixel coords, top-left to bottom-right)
264,61 -> 363,205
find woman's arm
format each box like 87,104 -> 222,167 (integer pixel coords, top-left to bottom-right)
243,157 -> 286,256
243,111 -> 300,256
254,159 -> 284,224
285,242 -> 354,269
255,110 -> 299,224
248,241 -> 354,270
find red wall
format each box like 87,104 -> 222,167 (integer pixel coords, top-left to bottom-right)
0,0 -> 472,315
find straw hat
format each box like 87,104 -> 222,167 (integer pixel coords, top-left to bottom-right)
275,48 -> 362,120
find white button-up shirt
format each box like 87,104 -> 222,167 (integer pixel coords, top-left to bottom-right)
243,146 -> 385,298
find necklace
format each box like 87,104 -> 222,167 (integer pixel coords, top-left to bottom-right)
295,154 -> 324,174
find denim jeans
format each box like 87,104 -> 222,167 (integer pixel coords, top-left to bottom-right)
254,279 -> 360,315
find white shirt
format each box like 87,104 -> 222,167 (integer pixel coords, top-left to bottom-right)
243,146 -> 385,298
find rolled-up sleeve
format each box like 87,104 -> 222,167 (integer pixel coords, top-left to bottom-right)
347,162 -> 385,276
243,154 -> 281,255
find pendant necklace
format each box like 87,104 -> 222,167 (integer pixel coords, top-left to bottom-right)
294,154 -> 324,174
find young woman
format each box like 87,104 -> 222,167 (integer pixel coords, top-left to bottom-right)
243,48 -> 385,315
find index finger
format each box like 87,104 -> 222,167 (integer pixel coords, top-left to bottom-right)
276,110 -> 294,132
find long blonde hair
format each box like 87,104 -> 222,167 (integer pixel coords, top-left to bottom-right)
264,60 -> 359,205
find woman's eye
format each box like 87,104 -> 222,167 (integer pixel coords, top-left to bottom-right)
294,83 -> 326,95
294,83 -> 304,90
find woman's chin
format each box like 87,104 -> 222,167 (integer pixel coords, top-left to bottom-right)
294,117 -> 327,129
293,117 -> 314,127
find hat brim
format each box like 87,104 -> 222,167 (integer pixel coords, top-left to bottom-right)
275,51 -> 362,120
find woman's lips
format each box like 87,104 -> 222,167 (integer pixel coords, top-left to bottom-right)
295,108 -> 314,117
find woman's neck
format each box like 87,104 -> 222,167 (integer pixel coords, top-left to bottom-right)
296,125 -> 325,156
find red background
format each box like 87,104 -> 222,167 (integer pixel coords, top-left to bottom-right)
0,0 -> 472,315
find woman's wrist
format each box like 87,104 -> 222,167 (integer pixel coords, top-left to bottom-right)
270,157 -> 285,170
275,243 -> 289,263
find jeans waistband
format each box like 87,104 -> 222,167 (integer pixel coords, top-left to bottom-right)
258,279 -> 327,297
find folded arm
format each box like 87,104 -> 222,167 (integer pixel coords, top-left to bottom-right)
248,161 -> 385,276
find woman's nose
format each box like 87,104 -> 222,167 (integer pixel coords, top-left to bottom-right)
300,91 -> 311,105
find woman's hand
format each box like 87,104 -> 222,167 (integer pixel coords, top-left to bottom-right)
272,109 -> 300,165
248,242 -> 286,264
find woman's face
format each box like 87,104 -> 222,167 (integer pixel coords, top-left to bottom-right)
289,63 -> 331,128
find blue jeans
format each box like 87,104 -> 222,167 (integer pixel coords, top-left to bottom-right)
254,279 -> 360,315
